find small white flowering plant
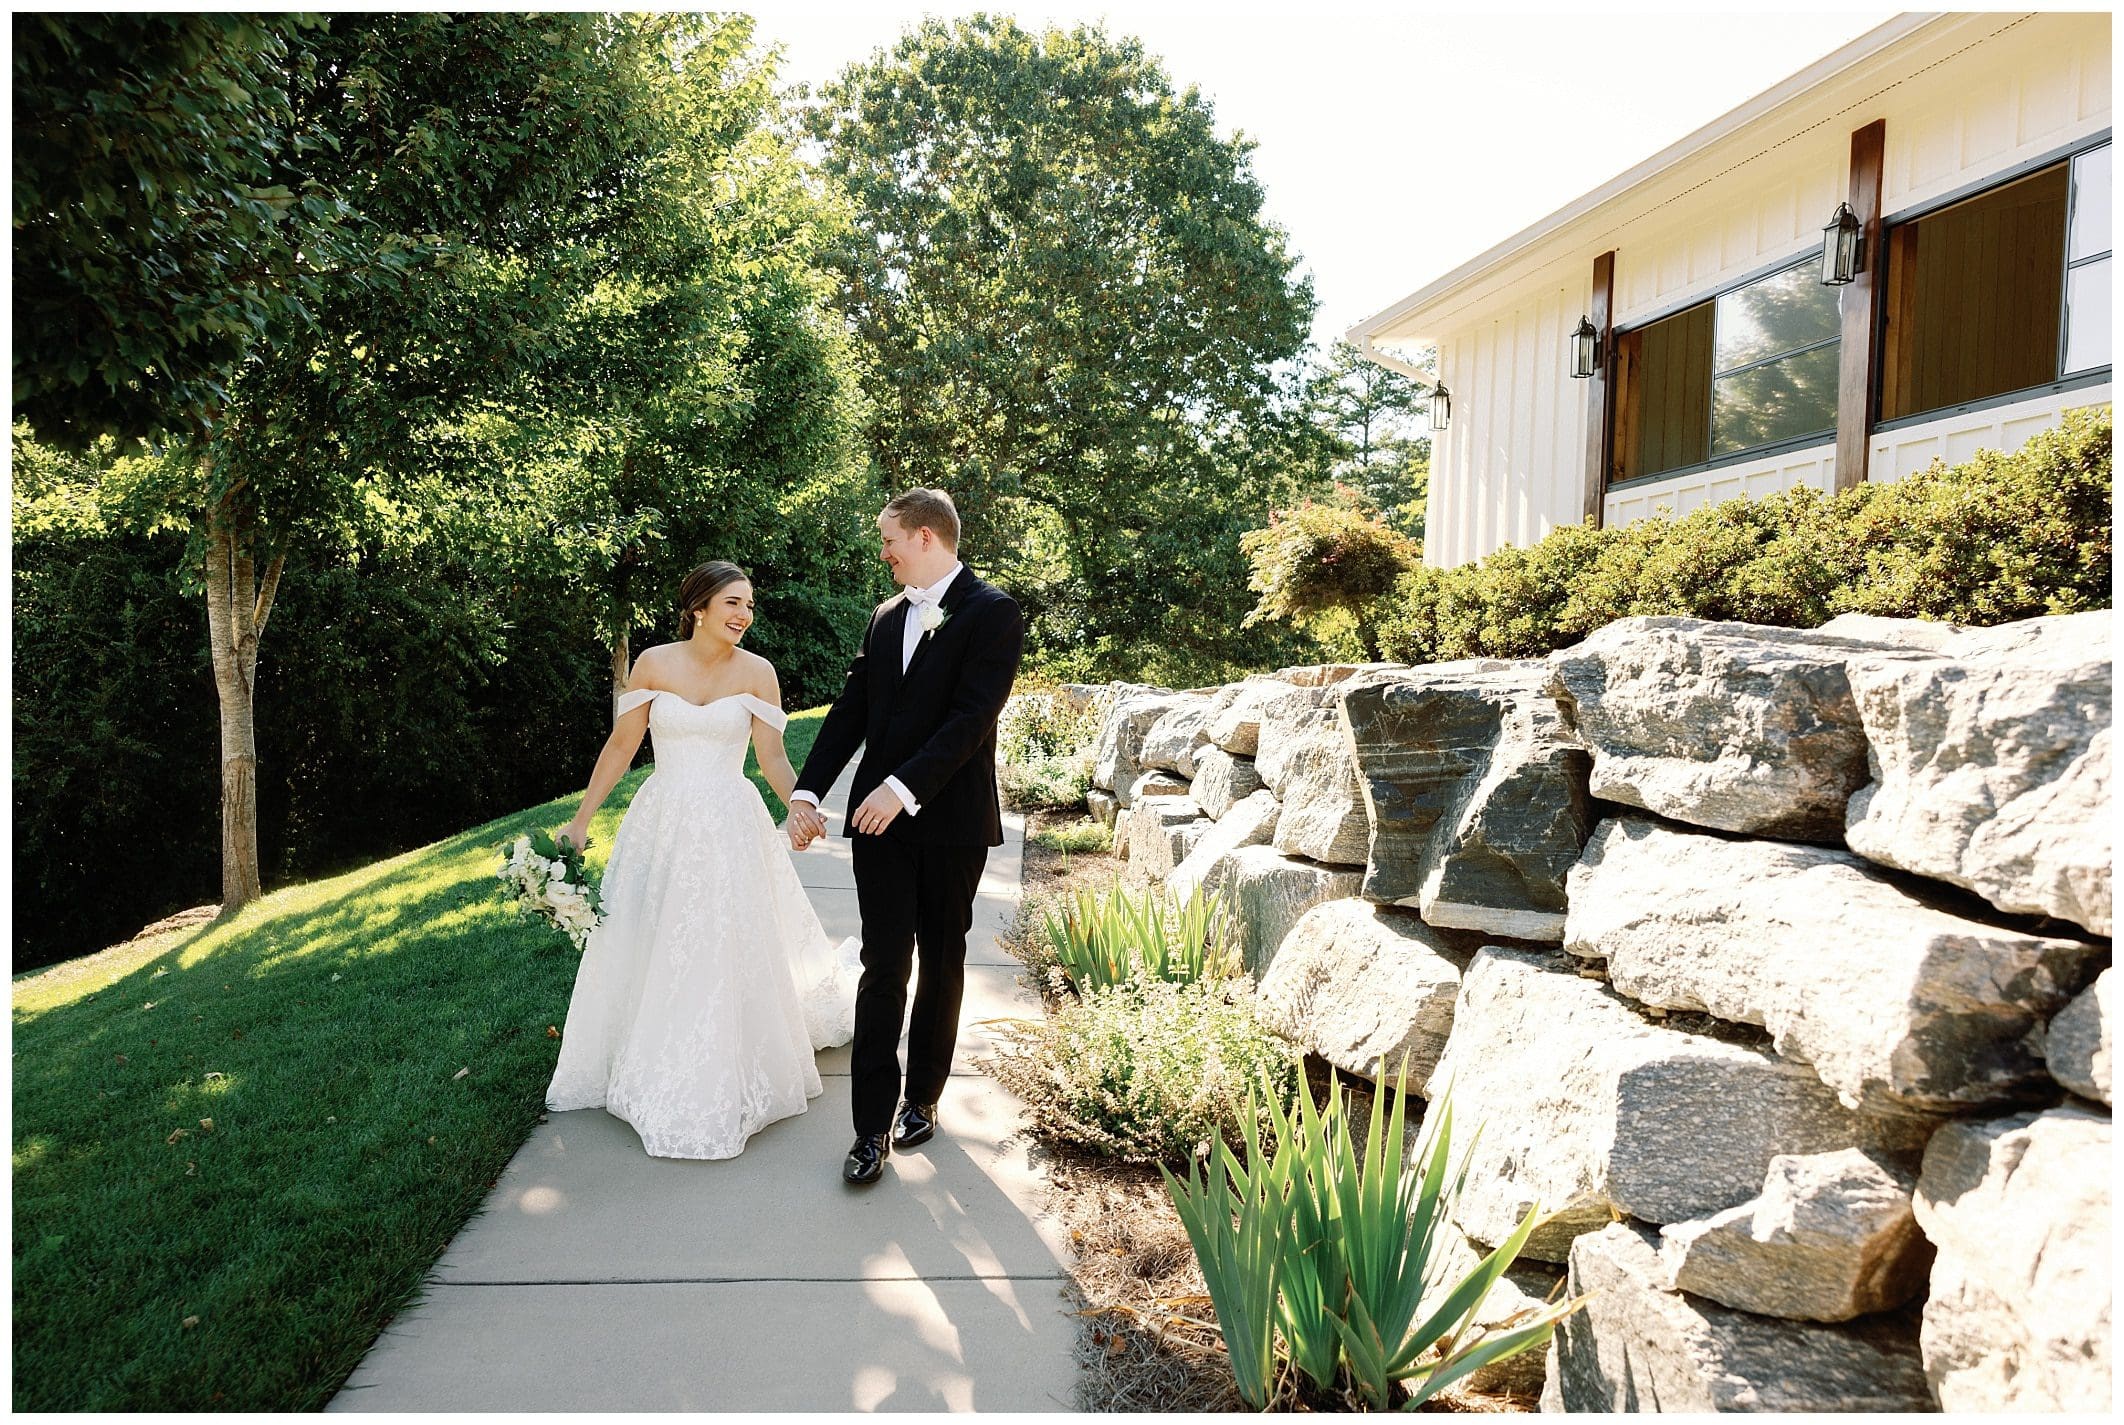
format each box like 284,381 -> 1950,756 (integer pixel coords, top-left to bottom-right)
498,828 -> 604,951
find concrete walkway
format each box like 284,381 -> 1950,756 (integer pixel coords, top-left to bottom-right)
331,771 -> 1079,1412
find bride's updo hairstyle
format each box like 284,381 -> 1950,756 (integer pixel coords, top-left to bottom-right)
677,560 -> 752,638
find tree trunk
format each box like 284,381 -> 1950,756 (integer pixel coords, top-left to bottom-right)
609,629 -> 630,716
203,498 -> 285,911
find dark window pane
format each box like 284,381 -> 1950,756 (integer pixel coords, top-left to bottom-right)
1715,261 -> 1844,371
1613,302 -> 1713,481
1880,162 -> 2069,421
1712,343 -> 1841,454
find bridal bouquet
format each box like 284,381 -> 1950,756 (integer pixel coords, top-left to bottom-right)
498,830 -> 604,951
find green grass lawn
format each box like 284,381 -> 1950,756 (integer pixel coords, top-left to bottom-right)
11,710 -> 824,1411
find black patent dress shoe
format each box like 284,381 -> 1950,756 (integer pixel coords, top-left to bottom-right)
891,1100 -> 939,1151
842,1132 -> 890,1185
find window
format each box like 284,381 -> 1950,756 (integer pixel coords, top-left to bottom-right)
1611,258 -> 1842,483
2064,144 -> 2110,374
1880,142 -> 2110,423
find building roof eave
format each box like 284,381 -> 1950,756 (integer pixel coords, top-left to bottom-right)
1346,11 -> 1952,351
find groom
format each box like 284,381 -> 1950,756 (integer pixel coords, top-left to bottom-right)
786,488 -> 1024,1185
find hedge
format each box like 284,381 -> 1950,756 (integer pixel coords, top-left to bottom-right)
1375,407 -> 2111,664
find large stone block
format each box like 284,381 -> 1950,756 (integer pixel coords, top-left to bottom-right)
1431,949 -> 1929,1262
1254,899 -> 1471,1087
1166,791 -> 1280,904
1128,768 -> 1189,802
1085,787 -> 1119,829
1912,1105 -> 2111,1412
1203,679 -> 1291,756
1658,1149 -> 1932,1323
1341,665 -> 1591,942
1542,1222 -> 1933,1412
1218,845 -> 1363,977
1121,796 -> 1200,876
1274,661 -> 1400,687
1134,811 -> 1209,883
2047,967 -> 2112,1105
1843,610 -> 2112,936
1139,697 -> 1214,778
1268,719 -> 1369,868
1565,817 -> 2102,1117
1253,685 -> 1343,795
1091,690 -> 1186,806
1188,746 -> 1264,820
1546,616 -> 1937,842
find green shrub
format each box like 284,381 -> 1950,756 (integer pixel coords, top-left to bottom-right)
1241,489 -> 1421,660
1040,882 -> 1237,993
997,688 -> 1109,812
1029,818 -> 1112,856
1375,408 -> 2112,664
981,977 -> 1299,1165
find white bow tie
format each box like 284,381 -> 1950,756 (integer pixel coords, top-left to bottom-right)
905,588 -> 936,607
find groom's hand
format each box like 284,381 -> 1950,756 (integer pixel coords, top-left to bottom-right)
848,785 -> 905,836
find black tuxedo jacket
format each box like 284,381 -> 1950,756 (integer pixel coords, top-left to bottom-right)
795,567 -> 1025,847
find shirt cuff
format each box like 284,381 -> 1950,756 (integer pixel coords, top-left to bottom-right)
883,776 -> 921,816
790,791 -> 821,809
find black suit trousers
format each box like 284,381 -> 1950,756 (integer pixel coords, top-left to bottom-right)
849,833 -> 990,1133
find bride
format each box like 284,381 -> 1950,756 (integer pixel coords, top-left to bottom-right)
544,560 -> 859,1159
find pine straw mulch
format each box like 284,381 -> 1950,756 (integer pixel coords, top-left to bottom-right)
1007,808 -> 1538,1413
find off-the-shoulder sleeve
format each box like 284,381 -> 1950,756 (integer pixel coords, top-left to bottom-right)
615,688 -> 658,718
739,693 -> 788,732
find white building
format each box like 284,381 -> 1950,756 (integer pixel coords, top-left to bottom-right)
1350,12 -> 2111,568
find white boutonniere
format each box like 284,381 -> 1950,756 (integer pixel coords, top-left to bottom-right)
917,601 -> 947,635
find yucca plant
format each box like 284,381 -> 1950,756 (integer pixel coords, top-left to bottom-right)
1160,1098 -> 1284,1409
1040,883 -> 1237,993
1164,1061 -> 1583,1409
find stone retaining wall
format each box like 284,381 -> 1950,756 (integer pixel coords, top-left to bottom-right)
1071,611 -> 2111,1411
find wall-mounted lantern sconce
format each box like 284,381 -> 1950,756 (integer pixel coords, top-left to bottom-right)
1820,201 -> 1864,285
1569,316 -> 1601,379
1427,383 -> 1451,431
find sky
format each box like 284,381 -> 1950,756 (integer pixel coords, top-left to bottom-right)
744,2 -> 1905,354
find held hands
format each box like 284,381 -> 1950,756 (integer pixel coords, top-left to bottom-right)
786,800 -> 828,850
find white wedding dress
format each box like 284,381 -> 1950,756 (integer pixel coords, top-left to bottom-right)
545,689 -> 861,1159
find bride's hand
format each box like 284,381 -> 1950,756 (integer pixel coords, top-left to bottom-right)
557,822 -> 592,853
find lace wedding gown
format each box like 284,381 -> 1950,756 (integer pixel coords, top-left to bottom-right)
545,689 -> 861,1159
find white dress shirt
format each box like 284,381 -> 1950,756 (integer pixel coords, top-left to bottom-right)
794,563 -> 964,821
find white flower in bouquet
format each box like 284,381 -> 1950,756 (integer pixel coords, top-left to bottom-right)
498,829 -> 604,951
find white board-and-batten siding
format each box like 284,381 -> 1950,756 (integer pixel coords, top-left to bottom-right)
1407,13 -> 2110,569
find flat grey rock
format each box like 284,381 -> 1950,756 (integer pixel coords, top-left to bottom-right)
1203,678 -> 1290,756
1844,610 -> 2111,935
1218,845 -> 1363,978
1912,1104 -> 2112,1411
1341,664 -> 1590,943
1166,789 -> 1280,905
2046,967 -> 2112,1104
1658,1148 -> 1932,1323
1138,697 -> 1213,778
1543,1221 -> 1933,1412
1268,717 -> 1369,868
1547,616 -> 1934,843
1188,745 -> 1264,820
1254,899 -> 1471,1087
1431,948 -> 1930,1262
1565,816 -> 2103,1116
1090,689 -> 1185,805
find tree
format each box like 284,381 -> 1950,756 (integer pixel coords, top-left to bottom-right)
1240,488 -> 1420,660
11,14 -> 351,445
31,14 -> 706,909
1305,339 -> 1432,541
470,17 -> 880,711
805,16 -> 1316,676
